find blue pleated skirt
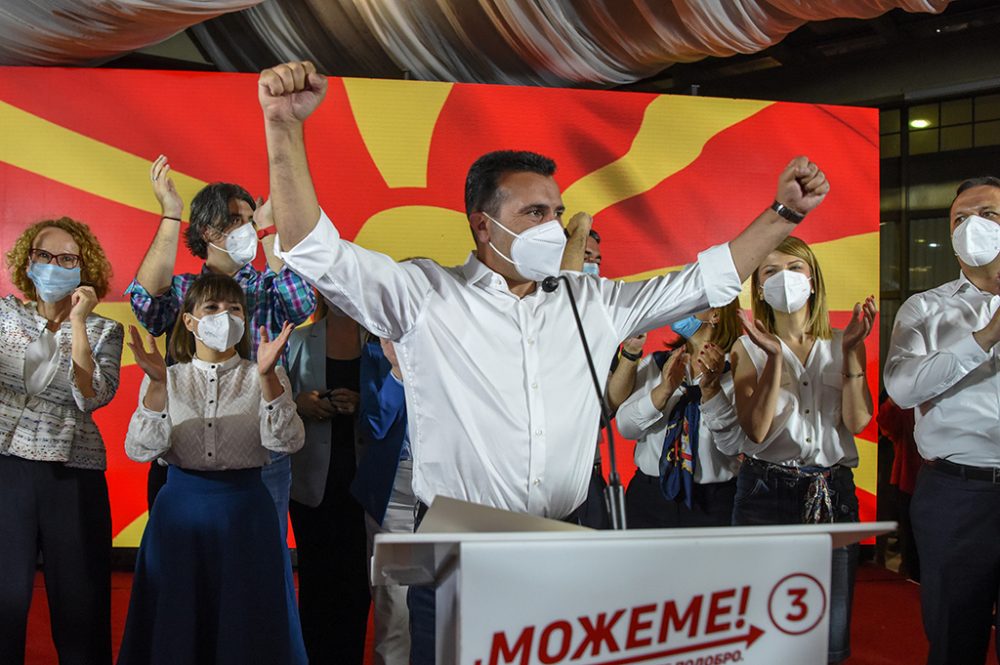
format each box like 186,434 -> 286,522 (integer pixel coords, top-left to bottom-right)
117,466 -> 307,665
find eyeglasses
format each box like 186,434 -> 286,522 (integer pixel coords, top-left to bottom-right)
30,248 -> 82,269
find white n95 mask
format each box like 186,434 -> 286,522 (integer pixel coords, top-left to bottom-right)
485,212 -> 566,282
762,270 -> 812,314
952,215 -> 1000,267
191,310 -> 245,352
211,223 -> 258,267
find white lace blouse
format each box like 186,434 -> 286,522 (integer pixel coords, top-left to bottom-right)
125,354 -> 304,470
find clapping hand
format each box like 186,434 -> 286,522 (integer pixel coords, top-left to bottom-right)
843,295 -> 877,352
660,349 -> 689,392
126,326 -> 167,384
739,310 -> 782,357
695,342 -> 725,394
257,322 -> 294,376
150,155 -> 183,219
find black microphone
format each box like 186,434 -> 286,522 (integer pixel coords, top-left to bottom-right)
542,274 -> 627,530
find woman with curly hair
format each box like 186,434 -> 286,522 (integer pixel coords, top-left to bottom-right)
0,217 -> 123,664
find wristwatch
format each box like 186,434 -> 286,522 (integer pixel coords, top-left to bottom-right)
620,348 -> 642,362
770,200 -> 806,224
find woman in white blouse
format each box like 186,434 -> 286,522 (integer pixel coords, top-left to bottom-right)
118,273 -> 306,665
617,300 -> 746,528
0,217 -> 123,664
731,236 -> 876,664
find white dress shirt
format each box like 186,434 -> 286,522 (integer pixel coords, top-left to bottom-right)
276,211 -> 741,518
617,352 -> 744,483
738,331 -> 858,468
884,273 -> 1000,466
125,355 -> 304,470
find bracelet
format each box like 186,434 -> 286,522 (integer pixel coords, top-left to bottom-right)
842,371 -> 865,379
770,200 -> 806,224
620,348 -> 643,362
162,215 -> 182,222
257,226 -> 277,240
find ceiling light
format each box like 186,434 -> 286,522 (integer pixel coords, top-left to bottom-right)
910,119 -> 932,129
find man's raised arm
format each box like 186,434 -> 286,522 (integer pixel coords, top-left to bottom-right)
728,156 -> 830,282
259,61 -> 328,250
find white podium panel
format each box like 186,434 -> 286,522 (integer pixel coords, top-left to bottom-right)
456,535 -> 828,665
373,498 -> 894,665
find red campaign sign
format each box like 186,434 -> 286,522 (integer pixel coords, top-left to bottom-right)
0,67 -> 880,546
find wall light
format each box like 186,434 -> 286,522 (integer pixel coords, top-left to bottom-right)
910,119 -> 932,129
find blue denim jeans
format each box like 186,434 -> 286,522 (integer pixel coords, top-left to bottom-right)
732,460 -> 859,664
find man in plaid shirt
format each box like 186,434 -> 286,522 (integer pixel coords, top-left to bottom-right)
126,155 -> 316,532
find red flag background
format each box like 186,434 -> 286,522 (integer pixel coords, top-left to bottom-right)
0,67 -> 879,546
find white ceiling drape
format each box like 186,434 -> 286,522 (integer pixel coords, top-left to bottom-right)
1,0 -> 951,86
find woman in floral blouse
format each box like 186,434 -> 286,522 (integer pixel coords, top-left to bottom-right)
0,217 -> 123,664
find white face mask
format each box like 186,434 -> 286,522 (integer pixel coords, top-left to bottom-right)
484,212 -> 566,282
952,214 -> 1000,267
762,269 -> 812,314
210,222 -> 258,267
190,310 -> 245,353
582,262 -> 600,277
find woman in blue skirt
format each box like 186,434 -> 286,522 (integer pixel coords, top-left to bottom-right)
118,273 -> 306,665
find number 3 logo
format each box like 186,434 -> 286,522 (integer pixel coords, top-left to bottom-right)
768,573 -> 827,636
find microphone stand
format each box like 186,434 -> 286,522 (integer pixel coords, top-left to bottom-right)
542,276 -> 627,530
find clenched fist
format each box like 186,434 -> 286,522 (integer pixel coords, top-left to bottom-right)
258,61 -> 328,124
775,156 -> 830,218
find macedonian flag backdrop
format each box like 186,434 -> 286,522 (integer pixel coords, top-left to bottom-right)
0,67 -> 879,547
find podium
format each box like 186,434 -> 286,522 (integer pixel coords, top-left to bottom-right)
373,498 -> 894,665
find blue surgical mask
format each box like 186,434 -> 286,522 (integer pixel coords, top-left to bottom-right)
27,262 -> 81,303
582,262 -> 600,277
670,315 -> 703,339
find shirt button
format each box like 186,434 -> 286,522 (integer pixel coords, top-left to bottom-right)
207,452 -> 213,457
211,365 -> 216,369
533,478 -> 541,486
806,437 -> 812,443
527,339 -> 535,345
210,378 -> 215,383
803,381 -> 809,386
804,409 -> 810,414
209,400 -> 214,404
531,382 -> 538,389
535,429 -> 543,435
208,422 -> 213,428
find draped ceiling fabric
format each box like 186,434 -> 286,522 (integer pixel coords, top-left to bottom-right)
2,1 -> 949,86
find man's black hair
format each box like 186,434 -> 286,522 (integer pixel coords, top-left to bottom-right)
955,176 -> 1000,199
464,150 -> 557,218
588,229 -> 601,244
185,183 -> 256,259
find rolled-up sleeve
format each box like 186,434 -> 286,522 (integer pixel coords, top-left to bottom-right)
615,358 -> 665,441
125,278 -> 182,336
70,319 -> 124,413
125,376 -> 172,462
259,367 -> 305,454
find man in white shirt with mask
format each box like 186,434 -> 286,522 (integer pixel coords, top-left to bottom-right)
885,176 -> 1000,665
258,60 -> 829,665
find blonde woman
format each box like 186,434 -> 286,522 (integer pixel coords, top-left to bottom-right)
731,236 -> 875,664
0,217 -> 123,664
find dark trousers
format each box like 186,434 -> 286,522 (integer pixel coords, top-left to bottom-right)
911,463 -> 1000,665
732,460 -> 859,664
289,445 -> 370,665
578,463 -> 610,529
0,455 -> 111,665
626,470 -> 736,528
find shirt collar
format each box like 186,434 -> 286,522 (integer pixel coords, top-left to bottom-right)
191,353 -> 242,373
200,262 -> 257,284
952,271 -> 992,297
460,252 -> 508,290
